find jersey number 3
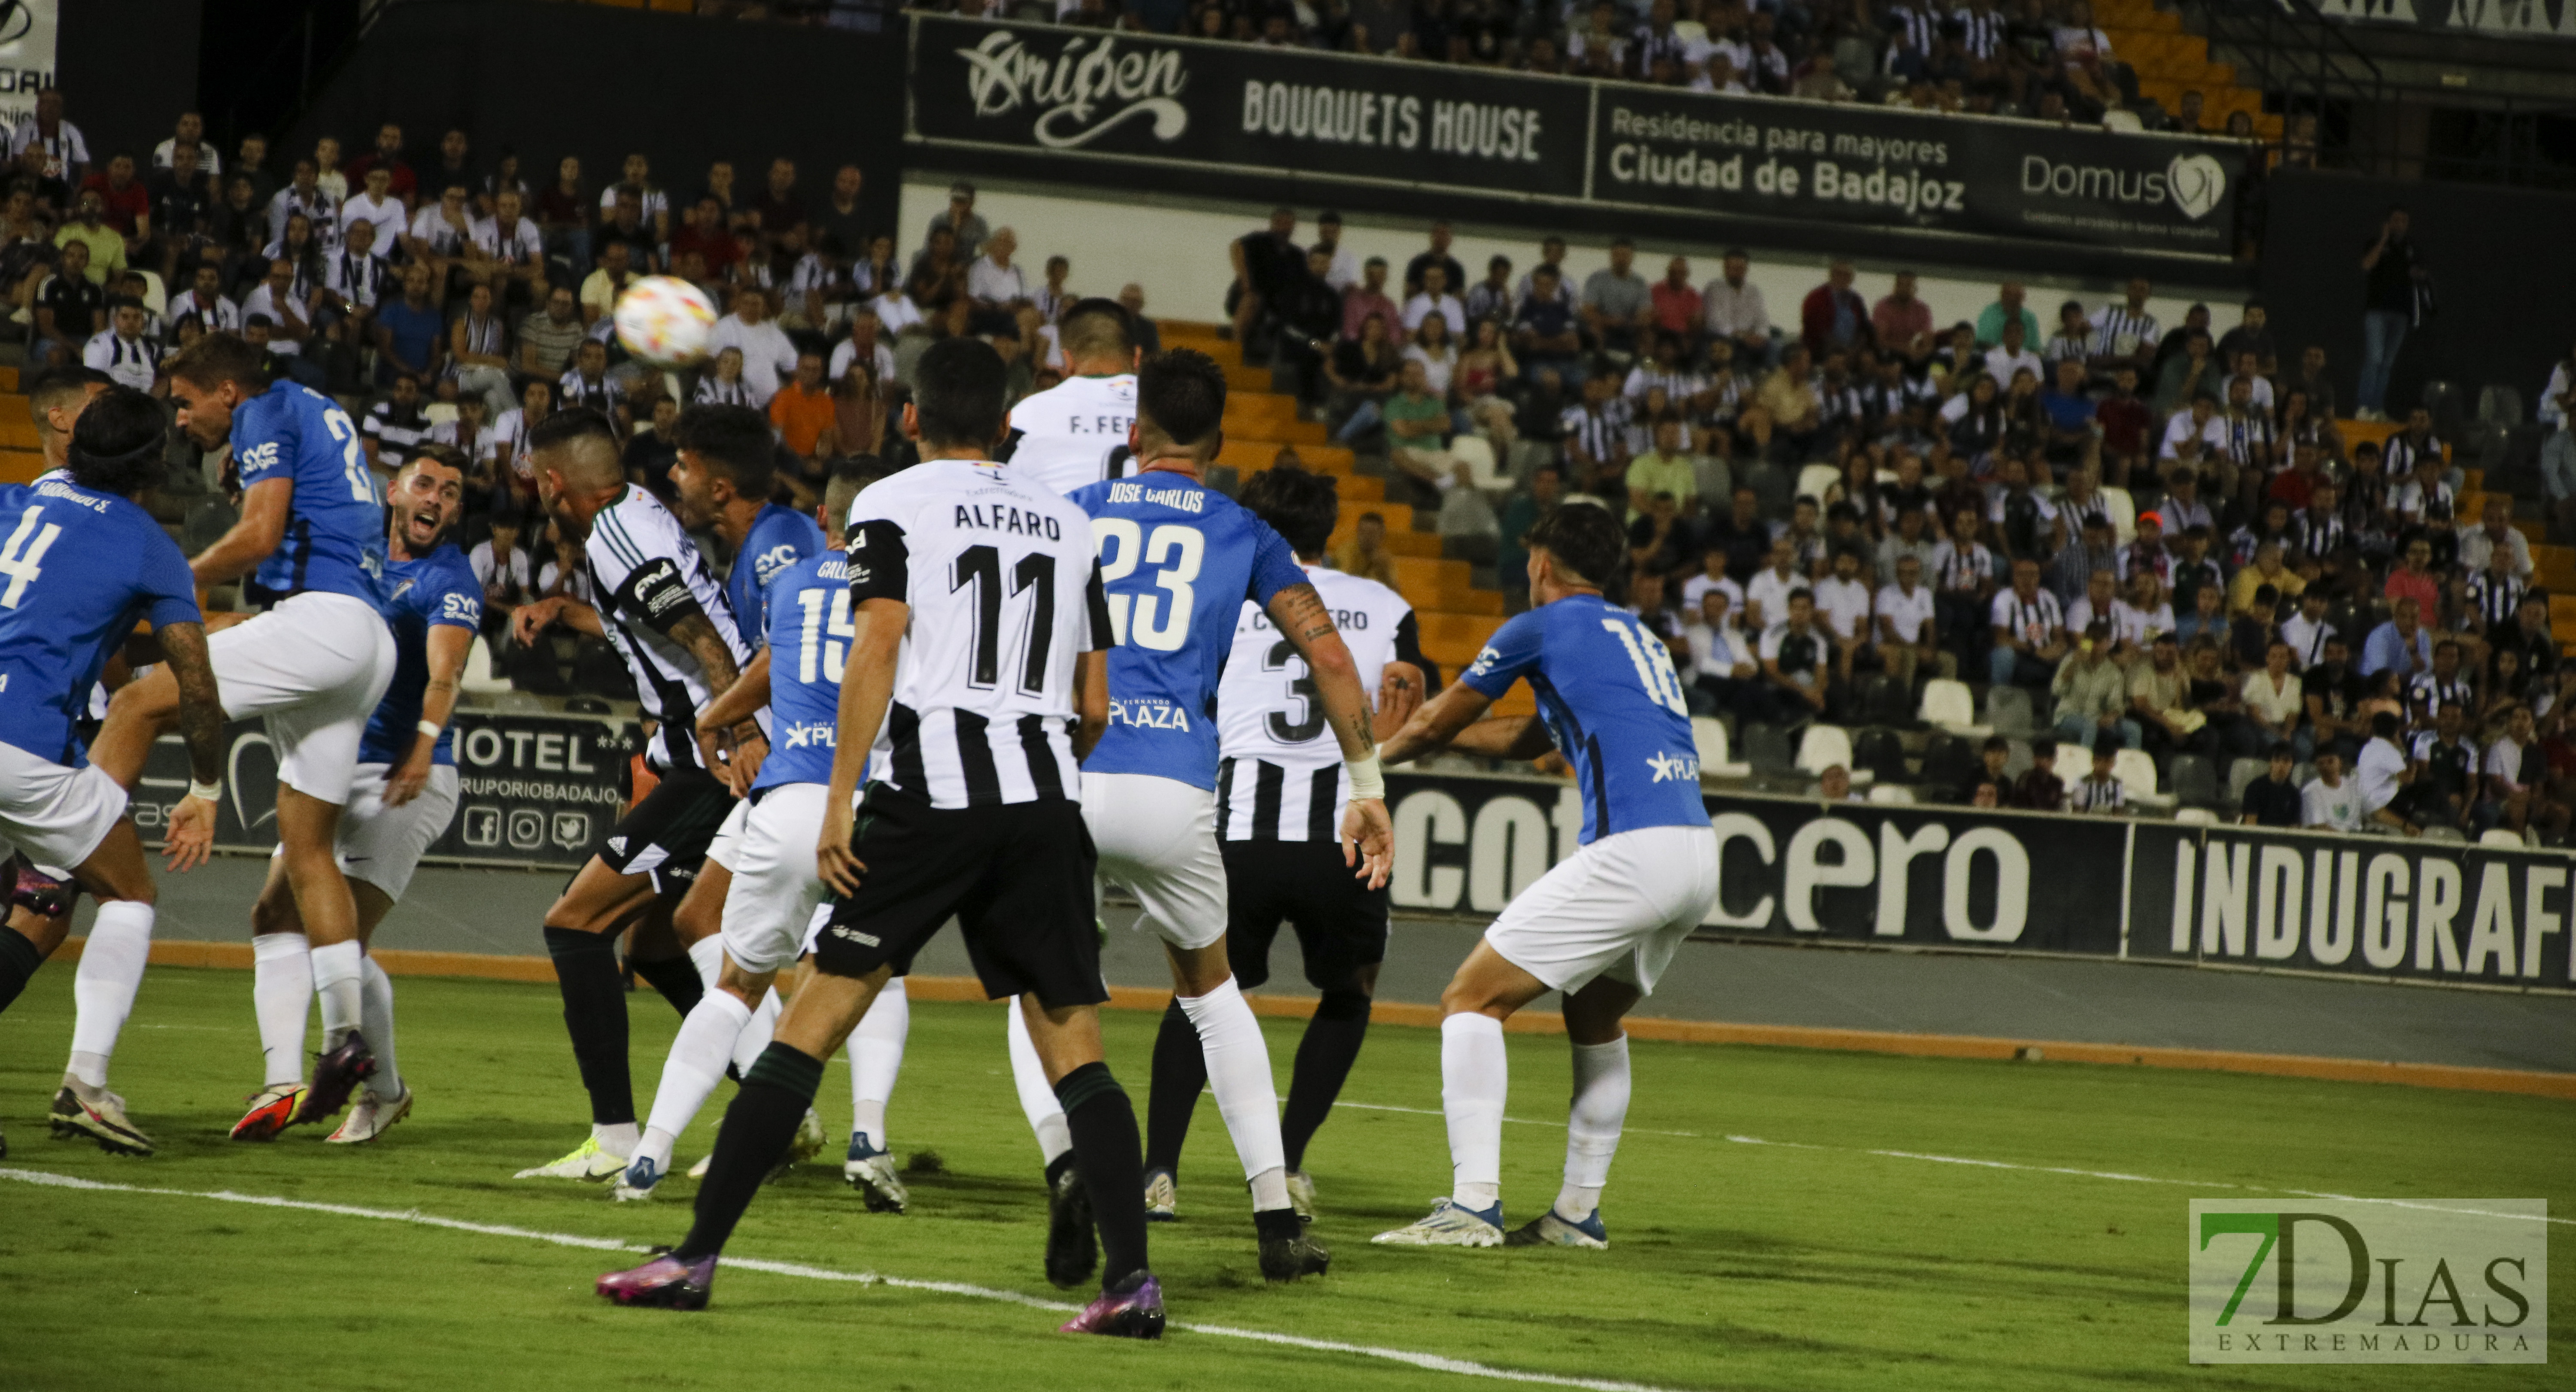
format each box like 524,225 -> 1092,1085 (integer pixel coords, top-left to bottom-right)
1091,520 -> 1203,653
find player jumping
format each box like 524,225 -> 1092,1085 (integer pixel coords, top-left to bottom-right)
511,409 -> 756,1181
0,389 -> 228,1158
88,334 -> 400,1133
228,446 -> 480,1143
1370,504 -> 1720,1251
598,338 -> 1160,1337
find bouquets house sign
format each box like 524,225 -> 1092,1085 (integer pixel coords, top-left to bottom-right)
908,15 -> 2244,254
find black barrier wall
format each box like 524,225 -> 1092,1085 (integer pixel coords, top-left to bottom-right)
1381,772 -> 2573,992
140,711 -> 635,870
910,15 -> 2247,258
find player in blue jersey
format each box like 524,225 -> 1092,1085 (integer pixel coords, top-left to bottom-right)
615,459 -> 887,1205
0,388 -> 228,1158
86,333 -> 401,1129
228,446 -> 480,1145
1370,503 -> 1719,1251
992,349 -> 1392,1283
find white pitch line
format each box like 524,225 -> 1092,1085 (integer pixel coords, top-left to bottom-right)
1337,1104 -> 2573,1225
0,1167 -> 1700,1392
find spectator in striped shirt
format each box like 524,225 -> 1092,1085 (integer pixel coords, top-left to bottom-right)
2067,743 -> 2126,814
361,370 -> 432,476
2090,278 -> 2160,376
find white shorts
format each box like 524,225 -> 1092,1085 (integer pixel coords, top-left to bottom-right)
211,592 -> 398,805
270,763 -> 460,901
717,783 -> 829,977
1483,824 -> 1721,996
1082,771 -> 1227,952
704,799 -> 750,874
0,742 -> 128,871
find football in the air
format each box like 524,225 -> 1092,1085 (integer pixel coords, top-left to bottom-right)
612,276 -> 717,367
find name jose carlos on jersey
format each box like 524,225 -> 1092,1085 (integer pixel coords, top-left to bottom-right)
1105,481 -> 1205,514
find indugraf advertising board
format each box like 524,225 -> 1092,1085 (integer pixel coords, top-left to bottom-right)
1382,772 -> 2570,991
906,15 -> 2250,257
138,710 -> 635,870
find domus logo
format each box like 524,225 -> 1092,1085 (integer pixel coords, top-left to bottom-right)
2017,149 -> 2228,221
956,28 -> 1188,150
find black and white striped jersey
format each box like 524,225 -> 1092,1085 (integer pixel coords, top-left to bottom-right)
1215,563 -> 1418,842
582,485 -> 752,771
845,458 -> 1115,809
997,373 -> 1138,495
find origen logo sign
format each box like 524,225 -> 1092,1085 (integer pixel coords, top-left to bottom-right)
957,29 -> 1188,151
2190,1199 -> 2547,1363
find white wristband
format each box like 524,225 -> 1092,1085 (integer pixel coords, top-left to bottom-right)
187,779 -> 222,803
1345,753 -> 1386,802
418,720 -> 444,740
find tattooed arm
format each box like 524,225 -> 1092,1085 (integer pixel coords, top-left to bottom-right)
153,620 -> 228,872
1264,581 -> 1393,888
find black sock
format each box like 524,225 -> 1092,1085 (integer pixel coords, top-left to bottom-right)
0,925 -> 43,1015
1055,1061 -> 1149,1290
675,1043 -> 824,1262
1142,998 -> 1206,1176
544,926 -> 633,1126
1281,990 -> 1372,1174
629,951 -> 703,1020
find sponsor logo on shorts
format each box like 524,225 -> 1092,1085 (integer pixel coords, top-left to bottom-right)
829,925 -> 881,947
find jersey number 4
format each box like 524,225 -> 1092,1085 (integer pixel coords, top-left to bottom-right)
1091,520 -> 1203,653
0,507 -> 63,608
953,545 -> 1055,695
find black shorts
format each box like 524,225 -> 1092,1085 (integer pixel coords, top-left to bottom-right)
814,784 -> 1104,1010
593,764 -> 734,899
1219,838 -> 1390,994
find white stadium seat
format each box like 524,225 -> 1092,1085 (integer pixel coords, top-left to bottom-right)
1917,678 -> 1989,737
2113,748 -> 2175,810
1692,717 -> 1752,779
1794,724 -> 1873,785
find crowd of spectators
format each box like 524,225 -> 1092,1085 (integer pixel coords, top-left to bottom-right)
1231,207 -> 2576,843
9,95 -> 1142,694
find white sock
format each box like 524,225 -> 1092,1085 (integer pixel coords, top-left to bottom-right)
1557,1034 -> 1631,1221
732,987 -> 780,1076
640,989 -> 753,1174
359,955 -> 401,1099
1441,1012 -> 1507,1211
251,931 -> 314,1088
309,940 -> 364,1050
1005,997 -> 1072,1166
686,932 -> 725,991
67,900 -> 154,1087
849,976 -> 908,1149
592,1120 -> 639,1157
1177,977 -> 1289,1210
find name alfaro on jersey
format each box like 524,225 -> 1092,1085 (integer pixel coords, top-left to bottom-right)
846,459 -> 1113,810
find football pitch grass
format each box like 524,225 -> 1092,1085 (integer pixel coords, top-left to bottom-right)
0,964 -> 2565,1391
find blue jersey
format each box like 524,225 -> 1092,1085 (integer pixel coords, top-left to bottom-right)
0,477 -> 200,766
1070,472 -> 1305,791
233,381 -> 391,607
727,503 -> 827,648
754,550 -> 850,792
1458,593 -> 1705,844
358,543 -> 482,767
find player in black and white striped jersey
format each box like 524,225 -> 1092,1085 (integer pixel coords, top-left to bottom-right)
1140,466 -> 1431,1219
508,408 -> 761,1182
598,339 -> 1166,1337
995,297 -> 1140,494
